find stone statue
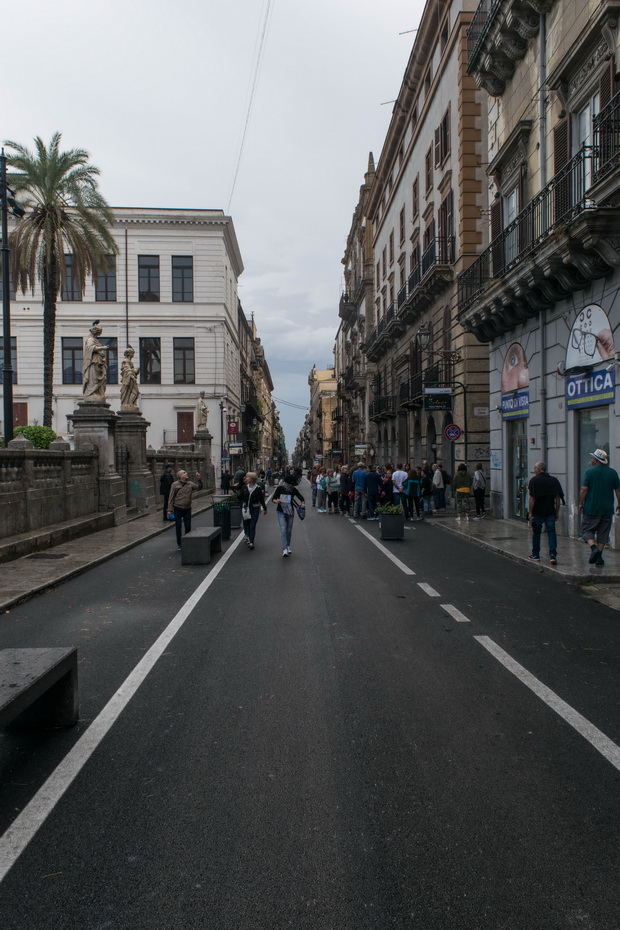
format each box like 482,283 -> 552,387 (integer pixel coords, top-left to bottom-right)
196,391 -> 208,430
120,346 -> 140,409
82,321 -> 108,401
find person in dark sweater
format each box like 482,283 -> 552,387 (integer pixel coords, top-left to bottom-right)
159,464 -> 175,522
528,461 -> 563,564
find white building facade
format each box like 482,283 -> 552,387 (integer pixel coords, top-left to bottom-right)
3,207 -> 246,472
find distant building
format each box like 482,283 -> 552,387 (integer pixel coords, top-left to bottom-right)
307,365 -> 338,464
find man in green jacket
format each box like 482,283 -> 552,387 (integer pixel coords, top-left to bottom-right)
578,449 -> 620,567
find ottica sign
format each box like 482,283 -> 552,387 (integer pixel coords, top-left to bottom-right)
501,389 -> 529,419
566,369 -> 615,409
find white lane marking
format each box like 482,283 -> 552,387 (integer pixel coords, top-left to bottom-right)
355,525 -> 415,575
440,603 -> 470,622
418,583 -> 440,597
0,531 -> 246,885
475,635 -> 620,773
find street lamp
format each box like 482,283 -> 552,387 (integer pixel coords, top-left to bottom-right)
1,148 -> 26,445
219,399 -> 227,478
415,324 -> 461,364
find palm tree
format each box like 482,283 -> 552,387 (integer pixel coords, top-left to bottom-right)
5,132 -> 118,426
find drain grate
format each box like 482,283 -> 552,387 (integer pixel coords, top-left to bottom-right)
489,536 -> 518,541
26,552 -> 69,560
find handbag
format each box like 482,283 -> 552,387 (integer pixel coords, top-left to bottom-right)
242,505 -> 250,521
295,503 -> 306,520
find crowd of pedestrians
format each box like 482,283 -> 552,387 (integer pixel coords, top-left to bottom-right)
306,461 -> 488,521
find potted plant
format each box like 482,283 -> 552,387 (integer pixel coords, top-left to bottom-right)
213,494 -> 242,529
375,502 -> 406,540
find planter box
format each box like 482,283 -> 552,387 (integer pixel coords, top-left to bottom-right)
379,513 -> 405,540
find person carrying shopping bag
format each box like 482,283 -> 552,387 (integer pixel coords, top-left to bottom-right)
239,471 -> 267,550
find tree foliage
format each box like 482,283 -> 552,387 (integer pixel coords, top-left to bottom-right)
5,133 -> 118,426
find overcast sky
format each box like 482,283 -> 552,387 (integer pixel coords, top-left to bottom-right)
3,0 -> 425,450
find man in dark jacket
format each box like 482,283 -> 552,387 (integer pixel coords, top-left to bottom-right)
528,461 -> 563,564
159,464 -> 175,522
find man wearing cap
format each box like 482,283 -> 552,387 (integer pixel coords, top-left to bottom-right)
578,449 -> 620,567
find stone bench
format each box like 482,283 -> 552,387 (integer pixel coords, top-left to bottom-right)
181,527 -> 222,565
0,647 -> 79,728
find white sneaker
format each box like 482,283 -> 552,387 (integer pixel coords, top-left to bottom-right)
286,547 -> 292,554
282,549 -> 289,557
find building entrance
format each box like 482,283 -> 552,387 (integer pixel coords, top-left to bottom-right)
508,419 -> 528,519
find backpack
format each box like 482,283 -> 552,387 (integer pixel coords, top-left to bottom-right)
405,478 -> 420,496
442,470 -> 451,486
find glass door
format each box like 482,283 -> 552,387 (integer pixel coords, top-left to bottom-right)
508,419 -> 528,519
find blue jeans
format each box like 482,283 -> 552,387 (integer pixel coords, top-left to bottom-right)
173,506 -> 192,546
242,506 -> 261,544
277,511 -> 294,549
531,515 -> 557,559
367,492 -> 379,517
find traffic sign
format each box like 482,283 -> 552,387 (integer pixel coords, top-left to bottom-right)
444,424 -> 462,441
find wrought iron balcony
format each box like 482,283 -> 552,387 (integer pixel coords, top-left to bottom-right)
369,394 -> 397,420
458,144 -> 620,341
466,0 -> 554,96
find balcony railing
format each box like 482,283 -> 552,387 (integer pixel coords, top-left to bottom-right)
369,395 -> 397,419
593,91 -> 620,183
466,0 -> 501,71
458,146 -> 596,313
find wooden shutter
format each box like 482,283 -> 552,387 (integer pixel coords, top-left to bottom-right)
599,58 -> 615,109
490,197 -> 503,275
554,116 -> 572,219
434,127 -> 441,167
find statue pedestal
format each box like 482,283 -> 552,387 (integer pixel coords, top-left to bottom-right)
116,408 -> 157,513
194,429 -> 215,490
67,401 -> 127,524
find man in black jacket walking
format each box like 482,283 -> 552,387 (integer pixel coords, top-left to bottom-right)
159,464 -> 174,522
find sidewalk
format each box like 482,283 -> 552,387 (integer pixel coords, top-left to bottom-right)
0,496 -> 215,614
1,501 -> 619,614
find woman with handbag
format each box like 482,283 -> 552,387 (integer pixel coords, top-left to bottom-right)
239,472 -> 267,550
272,473 -> 305,557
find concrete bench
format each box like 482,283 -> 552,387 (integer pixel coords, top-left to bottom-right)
181,527 -> 222,565
0,647 -> 79,728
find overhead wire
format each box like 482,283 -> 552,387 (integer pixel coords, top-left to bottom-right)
226,0 -> 275,213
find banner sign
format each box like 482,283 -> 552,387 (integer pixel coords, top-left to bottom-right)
227,420 -> 239,435
566,368 -> 615,409
501,390 -> 529,419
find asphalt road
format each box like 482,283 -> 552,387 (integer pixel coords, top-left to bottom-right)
1,481 -> 620,929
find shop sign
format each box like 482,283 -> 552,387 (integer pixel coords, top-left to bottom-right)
354,444 -> 368,453
228,443 -> 243,454
227,420 -> 239,434
501,390 -> 529,419
566,368 -> 615,409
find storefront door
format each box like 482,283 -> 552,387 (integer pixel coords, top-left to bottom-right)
577,406 -> 609,486
508,419 -> 528,519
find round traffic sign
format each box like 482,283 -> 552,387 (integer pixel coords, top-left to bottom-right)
444,424 -> 462,441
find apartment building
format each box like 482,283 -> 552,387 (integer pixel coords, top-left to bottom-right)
334,155 -> 376,464
361,0 -> 490,472
1,206 -> 276,473
458,0 -> 620,538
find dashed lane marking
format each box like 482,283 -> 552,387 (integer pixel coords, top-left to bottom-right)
475,635 -> 620,773
440,603 -> 470,622
418,583 -> 440,597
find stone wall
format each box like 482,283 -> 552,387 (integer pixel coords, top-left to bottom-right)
0,446 -> 99,538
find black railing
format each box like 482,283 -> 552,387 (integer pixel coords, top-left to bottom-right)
594,91 -> 620,182
421,236 -> 454,275
466,0 -> 501,71
369,395 -> 397,418
458,146 -> 596,313
397,284 -> 407,308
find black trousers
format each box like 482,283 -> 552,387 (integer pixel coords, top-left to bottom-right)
173,506 -> 192,545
